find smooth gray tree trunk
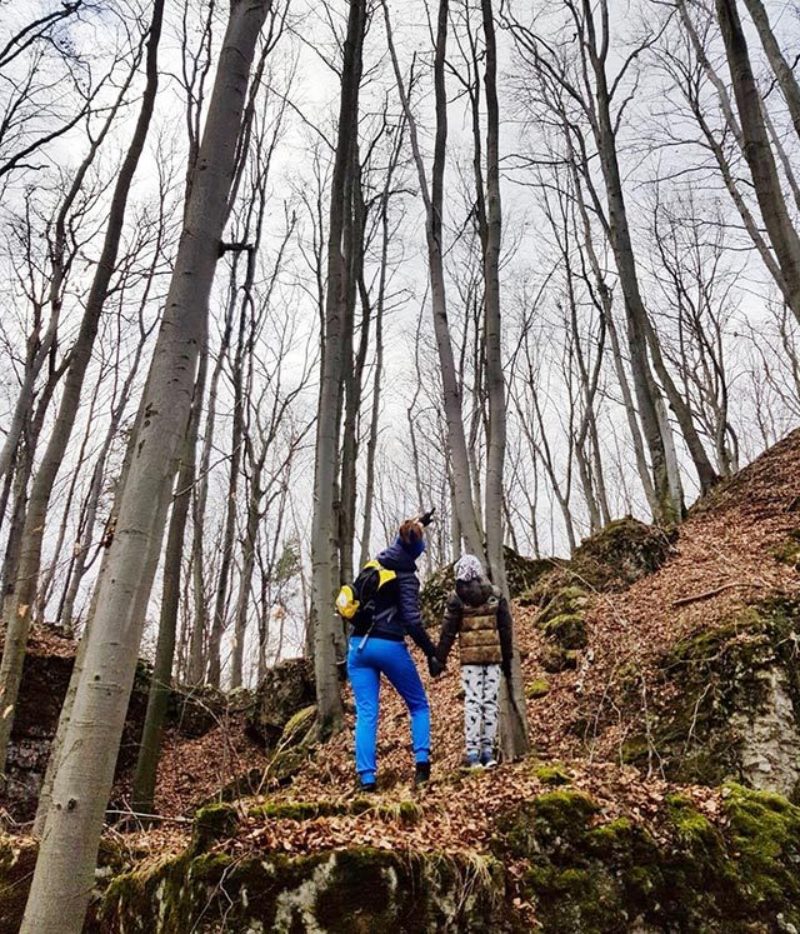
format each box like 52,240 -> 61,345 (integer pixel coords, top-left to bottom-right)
21,4 -> 273,929
716,0 -> 800,327
312,0 -> 366,738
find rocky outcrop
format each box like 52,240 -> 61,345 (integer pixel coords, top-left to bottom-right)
623,597 -> 800,799
97,802 -> 503,933
1,643 -> 224,822
495,785 -> 800,933
245,657 -> 316,746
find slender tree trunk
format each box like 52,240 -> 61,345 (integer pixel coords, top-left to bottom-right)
589,38 -> 681,523
641,314 -> 719,492
0,0 -> 166,776
359,207 -> 388,567
383,0 -> 483,556
480,0 -> 528,758
716,0 -> 800,326
21,5 -> 272,929
741,0 -> 800,144
312,0 -> 366,738
207,292 -> 246,688
131,351 -> 206,815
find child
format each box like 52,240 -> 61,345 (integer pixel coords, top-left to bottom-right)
435,554 -> 513,768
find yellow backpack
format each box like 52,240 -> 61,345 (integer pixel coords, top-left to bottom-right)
335,560 -> 397,621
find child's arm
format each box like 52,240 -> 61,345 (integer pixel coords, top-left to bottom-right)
436,594 -> 463,664
497,596 -> 514,678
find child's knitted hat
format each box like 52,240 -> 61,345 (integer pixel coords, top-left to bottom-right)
454,554 -> 483,582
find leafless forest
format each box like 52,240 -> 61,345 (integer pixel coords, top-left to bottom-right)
0,0 -> 799,928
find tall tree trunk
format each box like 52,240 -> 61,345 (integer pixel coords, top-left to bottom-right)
21,5 -> 273,929
585,7 -> 681,523
312,0 -> 366,738
359,176 -> 391,567
479,0 -> 529,758
207,286 -> 247,688
716,0 -> 800,326
741,0 -> 800,144
383,0 -> 483,556
0,0 -> 165,776
131,351 -> 206,815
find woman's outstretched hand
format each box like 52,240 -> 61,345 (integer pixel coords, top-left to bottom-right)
428,656 -> 445,678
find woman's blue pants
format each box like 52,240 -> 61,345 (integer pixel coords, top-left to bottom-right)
347,636 -> 430,785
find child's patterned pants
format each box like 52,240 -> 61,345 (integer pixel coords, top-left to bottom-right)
461,664 -> 501,757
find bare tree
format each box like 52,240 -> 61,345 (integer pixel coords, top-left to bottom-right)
383,0 -> 484,555
0,0 -> 166,777
312,0 -> 367,737
21,3 -> 278,928
715,0 -> 800,326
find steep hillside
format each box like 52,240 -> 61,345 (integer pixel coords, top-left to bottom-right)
2,429 -> 800,932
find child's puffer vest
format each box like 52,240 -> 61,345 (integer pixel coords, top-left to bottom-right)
459,597 -> 502,665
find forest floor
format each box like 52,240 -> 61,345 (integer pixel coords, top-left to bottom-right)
5,430 -> 800,900
103,428 -> 800,874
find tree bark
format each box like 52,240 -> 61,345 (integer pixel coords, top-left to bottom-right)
383,0 -> 484,557
716,0 -> 800,326
584,3 -> 681,523
479,0 -> 529,757
21,4 -> 272,929
741,0 -> 800,144
131,352 -> 206,815
311,0 -> 366,738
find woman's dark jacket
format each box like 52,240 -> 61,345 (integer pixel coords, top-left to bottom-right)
352,536 -> 436,658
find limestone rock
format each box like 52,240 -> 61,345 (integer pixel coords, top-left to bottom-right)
623,597 -> 800,799
245,657 -> 316,746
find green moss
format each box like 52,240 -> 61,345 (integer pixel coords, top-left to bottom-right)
773,529 -> 800,567
249,800 -> 348,821
666,795 -> 716,846
102,846 -> 503,933
526,678 -> 550,699
531,762 -> 571,786
621,598 -> 800,788
494,783 -> 800,932
191,802 -> 238,851
724,782 -> 800,910
543,612 -> 588,650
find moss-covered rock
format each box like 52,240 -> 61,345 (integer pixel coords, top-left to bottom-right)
523,519 -> 674,613
531,762 -> 571,786
540,646 -> 579,674
526,678 -> 550,699
623,597 -> 800,797
494,785 -> 800,932
773,529 -> 800,570
205,706 -> 317,807
246,658 -> 316,747
534,585 -> 591,651
570,518 -> 674,591
191,802 -> 239,852
100,846 -> 505,933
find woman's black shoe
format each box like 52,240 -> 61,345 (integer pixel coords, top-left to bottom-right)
414,761 -> 431,786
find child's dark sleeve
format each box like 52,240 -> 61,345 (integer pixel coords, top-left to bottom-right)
498,596 -> 514,672
436,594 -> 463,664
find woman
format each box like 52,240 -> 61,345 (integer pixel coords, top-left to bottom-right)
347,518 -> 443,792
